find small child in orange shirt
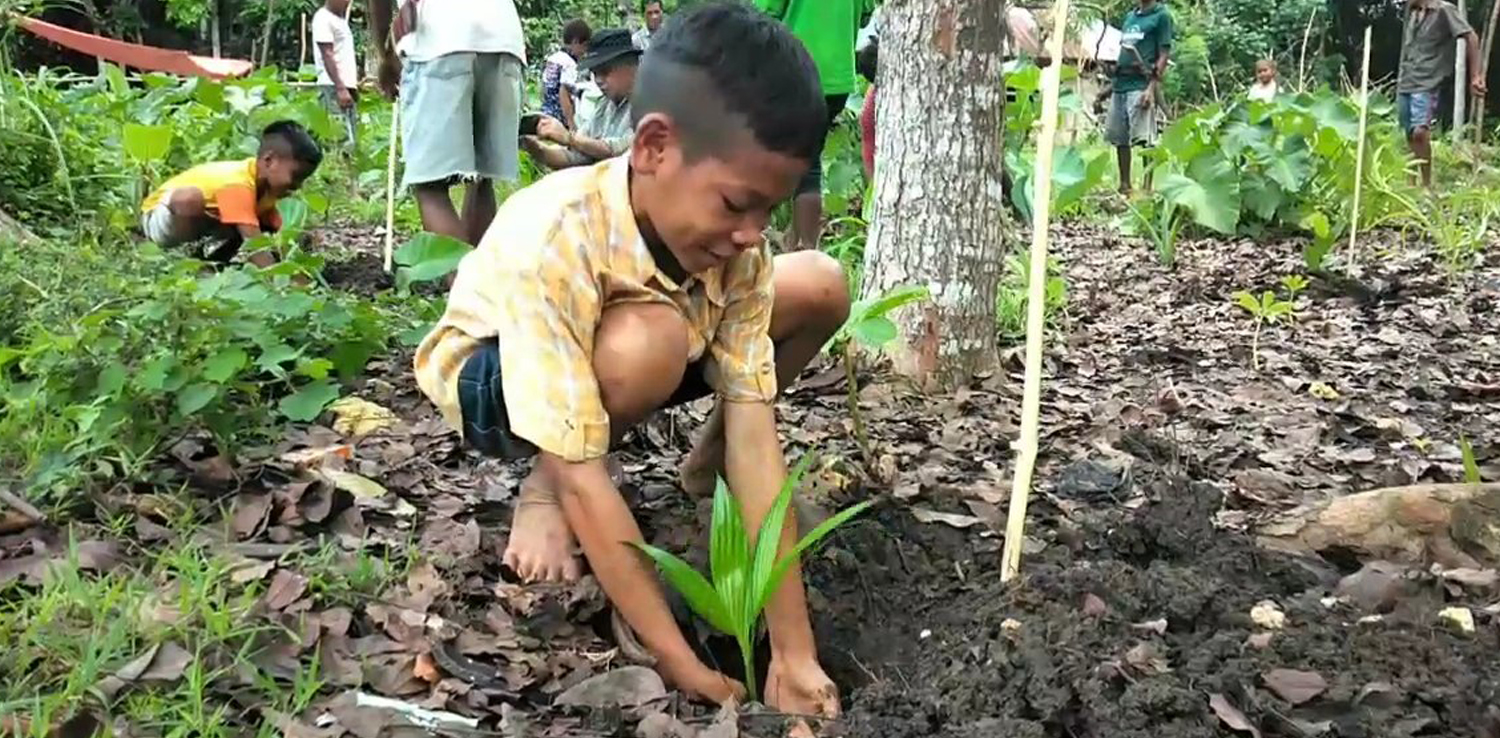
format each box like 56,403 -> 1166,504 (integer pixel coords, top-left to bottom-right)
139,120 -> 322,265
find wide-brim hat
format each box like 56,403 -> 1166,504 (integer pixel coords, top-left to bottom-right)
578,28 -> 642,72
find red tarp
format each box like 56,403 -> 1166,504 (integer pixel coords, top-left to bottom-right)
15,16 -> 254,79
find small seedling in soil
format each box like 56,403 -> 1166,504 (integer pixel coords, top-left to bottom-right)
1459,435 -> 1481,483
632,455 -> 871,701
1232,289 -> 1294,371
828,285 -> 929,470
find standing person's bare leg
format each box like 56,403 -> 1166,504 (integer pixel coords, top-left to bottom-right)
1117,145 -> 1133,196
790,193 -> 822,251
461,178 -> 498,245
1412,127 -> 1434,188
414,182 -> 469,242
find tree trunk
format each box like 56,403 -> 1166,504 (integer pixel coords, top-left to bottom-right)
0,208 -> 39,245
210,0 -> 222,58
1478,0 -> 1500,136
861,0 -> 1008,391
259,0 -> 276,68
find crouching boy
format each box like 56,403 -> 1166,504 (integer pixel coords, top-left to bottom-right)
139,120 -> 322,265
413,2 -> 849,719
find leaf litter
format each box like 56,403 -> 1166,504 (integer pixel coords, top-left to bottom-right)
10,227 -> 1498,737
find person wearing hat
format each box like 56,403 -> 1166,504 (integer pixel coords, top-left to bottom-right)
524,28 -> 641,171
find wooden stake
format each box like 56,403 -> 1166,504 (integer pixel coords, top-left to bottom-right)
384,102 -> 400,273
299,13 -> 308,70
1348,25 -> 1372,253
1001,0 -> 1071,584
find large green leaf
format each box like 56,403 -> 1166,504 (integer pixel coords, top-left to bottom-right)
394,232 -> 473,286
122,123 -> 174,163
634,543 -> 735,636
1265,138 -> 1312,193
175,383 -> 219,416
201,347 -> 247,383
709,477 -> 750,634
277,198 -> 310,234
1241,177 -> 1285,222
278,380 -> 340,421
1156,156 -> 1242,235
849,316 -> 897,347
746,454 -> 813,616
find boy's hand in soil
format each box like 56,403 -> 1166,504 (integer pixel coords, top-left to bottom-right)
723,401 -> 840,721
542,455 -> 746,704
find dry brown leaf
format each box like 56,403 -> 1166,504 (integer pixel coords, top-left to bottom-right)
230,492 -> 274,539
413,652 -> 441,684
1245,632 -> 1275,649
329,397 -> 398,437
264,569 -> 309,611
281,444 -> 354,469
1124,642 -> 1171,675
228,557 -> 276,584
1208,693 -> 1262,738
910,508 -> 986,529
1263,668 -> 1328,705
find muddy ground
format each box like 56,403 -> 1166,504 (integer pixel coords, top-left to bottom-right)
13,226 -> 1497,737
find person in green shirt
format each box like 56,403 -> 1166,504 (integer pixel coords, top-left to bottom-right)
756,0 -> 874,251
1106,0 -> 1172,197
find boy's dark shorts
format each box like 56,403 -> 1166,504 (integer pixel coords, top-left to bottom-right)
457,340 -> 714,459
795,93 -> 850,197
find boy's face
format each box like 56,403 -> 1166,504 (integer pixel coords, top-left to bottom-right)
259,153 -> 313,198
328,0 -> 350,14
631,117 -> 806,274
1256,64 -> 1275,83
567,39 -> 588,58
644,3 -> 664,31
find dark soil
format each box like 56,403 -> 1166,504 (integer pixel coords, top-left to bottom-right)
815,469 -> 1500,738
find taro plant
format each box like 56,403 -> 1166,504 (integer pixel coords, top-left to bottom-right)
633,455 -> 872,701
1232,288 -> 1295,371
828,284 -> 930,468
392,232 -> 473,290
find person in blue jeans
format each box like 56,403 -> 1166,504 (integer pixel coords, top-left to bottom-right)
1397,0 -> 1485,188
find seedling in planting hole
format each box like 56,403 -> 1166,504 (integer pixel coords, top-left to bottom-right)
1232,290 -> 1294,371
632,454 -> 872,701
827,285 -> 930,469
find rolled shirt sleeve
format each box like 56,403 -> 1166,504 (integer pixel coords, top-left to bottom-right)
705,244 -> 778,403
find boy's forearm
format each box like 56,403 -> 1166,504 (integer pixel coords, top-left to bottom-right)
1466,32 -> 1482,81
722,400 -> 819,661
548,456 -> 702,670
561,93 -> 577,130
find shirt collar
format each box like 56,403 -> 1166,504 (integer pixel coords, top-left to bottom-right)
599,157 -> 728,307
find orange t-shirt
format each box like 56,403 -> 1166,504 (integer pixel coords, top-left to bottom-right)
141,158 -> 282,229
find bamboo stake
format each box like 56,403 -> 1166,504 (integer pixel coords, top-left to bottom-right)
1477,0 -> 1500,141
384,102 -> 400,273
1348,25 -> 1372,253
1001,0 -> 1071,584
300,13 -> 308,70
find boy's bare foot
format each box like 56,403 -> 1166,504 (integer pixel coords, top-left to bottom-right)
502,482 -> 581,583
657,656 -> 745,705
764,657 -> 838,719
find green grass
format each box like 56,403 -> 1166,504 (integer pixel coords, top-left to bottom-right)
0,507 -> 405,735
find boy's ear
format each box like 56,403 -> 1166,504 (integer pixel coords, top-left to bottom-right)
629,112 -> 679,176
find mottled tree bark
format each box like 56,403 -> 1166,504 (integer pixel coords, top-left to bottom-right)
861,0 -> 1008,391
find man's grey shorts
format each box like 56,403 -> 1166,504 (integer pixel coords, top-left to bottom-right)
1105,89 -> 1160,148
400,51 -> 522,189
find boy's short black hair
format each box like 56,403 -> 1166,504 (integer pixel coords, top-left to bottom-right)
259,120 -> 323,170
641,0 -> 662,11
856,37 -> 878,84
563,18 -> 592,44
631,2 -> 825,163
